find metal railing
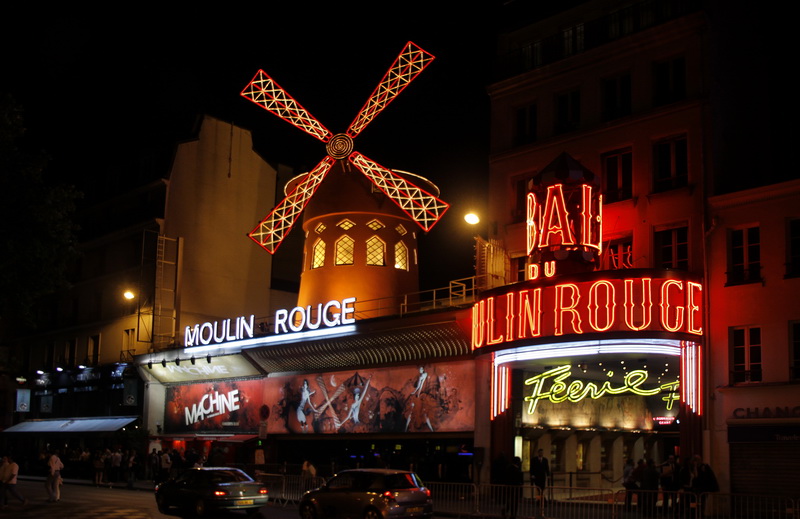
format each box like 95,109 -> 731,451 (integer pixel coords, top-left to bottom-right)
242,475 -> 800,518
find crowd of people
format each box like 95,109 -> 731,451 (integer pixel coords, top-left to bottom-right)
623,454 -> 719,516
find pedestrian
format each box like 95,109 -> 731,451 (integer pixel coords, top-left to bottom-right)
1,454 -> 27,509
504,456 -> 523,519
148,448 -> 160,482
529,448 -> 550,502
46,449 -> 64,502
93,450 -> 105,486
126,449 -> 138,489
622,458 -> 638,511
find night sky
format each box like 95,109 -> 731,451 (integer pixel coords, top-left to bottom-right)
2,6 -> 504,289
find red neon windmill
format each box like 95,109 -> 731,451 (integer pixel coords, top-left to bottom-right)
241,41 -> 449,254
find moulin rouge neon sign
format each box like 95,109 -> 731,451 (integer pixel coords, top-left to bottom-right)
472,274 -> 703,348
523,364 -> 680,415
526,184 -> 602,255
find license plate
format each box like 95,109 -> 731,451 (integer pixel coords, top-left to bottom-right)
407,507 -> 423,514
239,499 -> 254,505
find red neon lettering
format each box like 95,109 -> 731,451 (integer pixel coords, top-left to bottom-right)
624,278 -> 653,331
554,283 -> 583,335
540,185 -> 576,247
486,297 -> 504,345
588,280 -> 615,331
660,279 -> 685,332
687,282 -> 703,335
504,292 -> 516,343
518,288 -> 542,339
471,300 -> 485,349
526,192 -> 539,256
580,185 -> 602,252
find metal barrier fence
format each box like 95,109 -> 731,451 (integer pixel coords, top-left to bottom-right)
248,476 -> 799,518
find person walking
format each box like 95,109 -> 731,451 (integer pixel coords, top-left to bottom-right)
46,449 -> 64,502
530,448 -> 550,502
504,456 -> 523,519
1,454 -> 27,509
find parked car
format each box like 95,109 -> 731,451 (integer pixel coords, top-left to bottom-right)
155,467 -> 269,516
298,468 -> 432,519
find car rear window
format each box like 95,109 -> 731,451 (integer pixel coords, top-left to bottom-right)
206,470 -> 253,483
384,473 -> 422,489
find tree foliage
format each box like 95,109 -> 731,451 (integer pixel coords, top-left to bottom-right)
0,93 -> 81,328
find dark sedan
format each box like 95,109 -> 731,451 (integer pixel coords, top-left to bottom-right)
299,468 -> 432,519
155,467 -> 269,516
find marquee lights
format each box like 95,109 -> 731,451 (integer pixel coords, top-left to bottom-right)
491,356 -> 510,420
472,273 -> 703,349
523,364 -> 680,415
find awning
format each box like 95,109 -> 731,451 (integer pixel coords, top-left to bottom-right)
2,416 -> 138,434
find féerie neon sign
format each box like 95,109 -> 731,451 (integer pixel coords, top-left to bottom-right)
472,272 -> 703,348
524,364 -> 679,415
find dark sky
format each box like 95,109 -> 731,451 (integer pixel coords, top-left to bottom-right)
2,6 -> 504,289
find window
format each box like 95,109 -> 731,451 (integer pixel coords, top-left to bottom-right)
394,242 -> 409,270
653,56 -> 686,106
654,226 -> 689,270
731,326 -> 762,383
366,236 -> 385,266
562,24 -> 584,56
312,239 -> 326,269
514,103 -> 538,146
395,224 -> 407,236
335,236 -> 355,265
727,226 -> 761,285
555,89 -> 580,134
602,149 -> 632,202
602,73 -> 631,121
89,334 -> 100,365
604,237 -> 633,270
123,328 -> 136,356
513,174 -> 536,222
787,219 -> 800,278
314,223 -> 326,234
791,321 -> 800,380
367,219 -> 384,231
653,135 -> 688,192
336,219 -> 355,230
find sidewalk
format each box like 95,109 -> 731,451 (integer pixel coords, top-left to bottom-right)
20,474 -> 158,492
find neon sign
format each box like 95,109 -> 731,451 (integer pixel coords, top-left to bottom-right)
274,297 -> 356,334
527,184 -> 602,255
471,271 -> 702,349
523,364 -> 679,415
185,315 -> 254,347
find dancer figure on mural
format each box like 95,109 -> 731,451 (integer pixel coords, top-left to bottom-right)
405,366 -> 434,432
341,377 -> 371,426
297,379 -> 318,433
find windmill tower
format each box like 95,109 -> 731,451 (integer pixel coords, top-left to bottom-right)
242,42 -> 449,318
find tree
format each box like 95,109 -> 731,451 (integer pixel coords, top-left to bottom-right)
0,93 -> 81,330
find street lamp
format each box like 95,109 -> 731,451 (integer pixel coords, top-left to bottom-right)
464,213 -> 480,225
123,290 -> 135,300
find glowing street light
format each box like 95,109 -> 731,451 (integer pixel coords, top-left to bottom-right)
464,213 -> 480,225
123,290 -> 135,300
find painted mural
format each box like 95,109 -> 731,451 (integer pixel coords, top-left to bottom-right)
164,361 -> 475,435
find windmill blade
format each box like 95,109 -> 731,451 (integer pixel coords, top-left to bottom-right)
349,152 -> 449,231
249,157 -> 335,253
241,70 -> 333,143
346,42 -> 434,138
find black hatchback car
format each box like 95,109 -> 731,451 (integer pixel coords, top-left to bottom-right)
299,468 -> 432,519
155,467 -> 269,516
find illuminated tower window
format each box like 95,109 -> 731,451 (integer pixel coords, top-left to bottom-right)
366,236 -> 386,266
315,223 -> 326,234
335,235 -> 355,265
395,224 -> 407,236
367,219 -> 385,230
312,239 -> 326,269
337,219 -> 356,230
394,241 -> 409,270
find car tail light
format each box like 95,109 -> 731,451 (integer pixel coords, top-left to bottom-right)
214,490 -> 228,496
382,491 -> 396,502
259,488 -> 268,495
422,487 -> 431,497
